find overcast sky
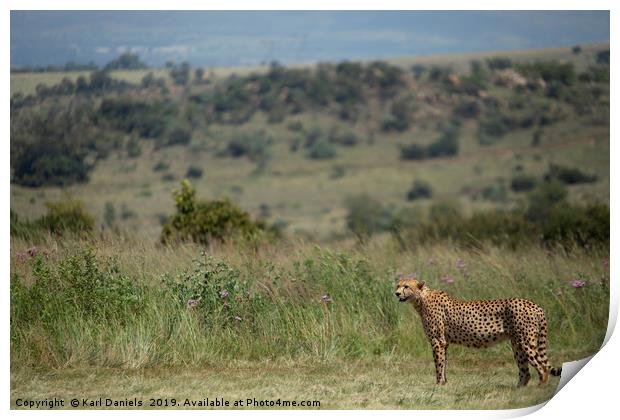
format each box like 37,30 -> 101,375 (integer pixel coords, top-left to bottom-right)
10,11 -> 610,68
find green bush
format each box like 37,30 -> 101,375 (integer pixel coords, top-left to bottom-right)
545,164 -> 597,185
406,180 -> 434,201
428,123 -> 460,158
162,254 -> 262,327
510,174 -> 538,192
167,127 -> 192,146
541,203 -> 609,248
38,198 -> 95,235
126,137 -> 142,158
186,165 -> 204,179
152,161 -> 170,172
11,249 -> 143,328
221,131 -> 272,161
161,180 -> 265,245
399,143 -> 427,160
344,194 -> 394,240
306,139 -> 336,160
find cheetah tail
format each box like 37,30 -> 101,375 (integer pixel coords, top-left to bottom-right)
550,366 -> 562,376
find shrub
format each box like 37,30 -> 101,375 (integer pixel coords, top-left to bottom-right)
406,180 -> 433,201
486,57 -> 512,70
221,131 -> 272,161
11,249 -> 143,328
167,127 -> 192,146
399,143 -> 427,160
510,174 -> 538,192
481,183 -> 507,203
306,139 -> 336,160
596,49 -> 610,65
541,203 -> 609,248
186,165 -> 204,179
126,137 -> 142,158
545,164 -> 597,185
428,123 -> 460,158
38,198 -> 95,235
152,161 -> 170,172
344,194 -> 394,240
329,129 -> 358,147
381,97 -> 417,132
161,180 -> 265,245
287,121 -> 304,132
104,202 -> 116,228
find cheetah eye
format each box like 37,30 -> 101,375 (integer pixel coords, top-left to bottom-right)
404,285 -> 409,289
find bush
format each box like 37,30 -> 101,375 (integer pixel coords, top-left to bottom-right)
152,161 -> 170,172
541,203 -> 609,248
481,183 -> 507,203
11,249 -> 143,328
306,139 -> 336,160
329,129 -> 359,147
39,198 -> 95,235
510,174 -> 538,192
381,97 -> 417,132
545,164 -> 597,185
399,143 -> 427,160
167,127 -> 192,146
406,180 -> 433,201
428,123 -> 460,158
221,131 -> 271,161
186,166 -> 204,179
344,194 -> 394,240
161,180 -> 265,245
162,254 -> 254,327
126,137 -> 142,158
596,49 -> 610,65
486,57 -> 512,70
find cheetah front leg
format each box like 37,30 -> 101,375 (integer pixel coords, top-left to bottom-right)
431,338 -> 447,385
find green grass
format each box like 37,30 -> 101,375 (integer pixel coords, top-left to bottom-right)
10,234 -> 609,409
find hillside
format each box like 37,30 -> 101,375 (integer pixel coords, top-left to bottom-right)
10,44 -> 610,241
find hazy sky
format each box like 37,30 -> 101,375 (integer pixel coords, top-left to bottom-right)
10,11 -> 610,68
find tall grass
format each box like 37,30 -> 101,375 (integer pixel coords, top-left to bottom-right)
10,235 -> 609,370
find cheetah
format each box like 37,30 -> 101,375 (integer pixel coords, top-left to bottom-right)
395,277 -> 562,386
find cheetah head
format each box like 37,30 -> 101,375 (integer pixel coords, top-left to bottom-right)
395,278 -> 425,303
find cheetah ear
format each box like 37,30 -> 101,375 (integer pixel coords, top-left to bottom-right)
417,281 -> 425,290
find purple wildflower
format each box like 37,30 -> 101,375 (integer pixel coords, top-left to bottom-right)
455,258 -> 466,270
571,280 -> 586,288
220,290 -> 230,299
234,315 -> 243,322
442,275 -> 455,285
187,299 -> 200,309
27,246 -> 38,257
603,259 -> 609,269
321,294 -> 332,304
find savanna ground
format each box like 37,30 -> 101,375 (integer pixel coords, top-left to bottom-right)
10,235 -> 608,409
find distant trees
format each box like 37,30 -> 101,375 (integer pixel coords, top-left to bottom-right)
104,53 -> 148,71
169,62 -> 191,85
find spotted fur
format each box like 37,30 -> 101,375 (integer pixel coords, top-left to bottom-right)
395,278 -> 562,386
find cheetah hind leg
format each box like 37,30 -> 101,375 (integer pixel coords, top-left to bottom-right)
511,339 -> 531,387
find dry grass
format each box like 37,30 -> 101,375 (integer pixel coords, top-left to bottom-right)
11,357 -> 562,410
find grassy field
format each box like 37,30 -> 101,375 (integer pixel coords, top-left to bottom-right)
11,360 -> 560,410
10,235 -> 609,409
10,44 -> 610,409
